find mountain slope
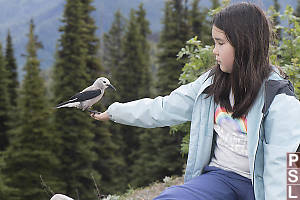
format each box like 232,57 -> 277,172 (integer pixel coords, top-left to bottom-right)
0,0 -> 297,75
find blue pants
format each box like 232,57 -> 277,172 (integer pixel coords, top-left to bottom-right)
154,166 -> 255,200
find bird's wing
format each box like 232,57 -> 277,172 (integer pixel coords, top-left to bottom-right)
69,89 -> 102,102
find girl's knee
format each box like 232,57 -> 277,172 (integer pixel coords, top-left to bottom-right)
153,186 -> 185,200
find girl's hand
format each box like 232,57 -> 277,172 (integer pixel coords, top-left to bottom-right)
90,111 -> 110,121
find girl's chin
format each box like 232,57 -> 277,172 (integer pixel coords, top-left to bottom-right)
219,64 -> 232,73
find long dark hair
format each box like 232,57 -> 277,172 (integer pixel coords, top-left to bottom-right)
207,3 -> 272,118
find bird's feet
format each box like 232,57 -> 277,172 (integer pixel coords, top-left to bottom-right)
87,109 -> 102,115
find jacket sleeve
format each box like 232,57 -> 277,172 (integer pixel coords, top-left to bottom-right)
263,94 -> 300,200
106,78 -> 203,128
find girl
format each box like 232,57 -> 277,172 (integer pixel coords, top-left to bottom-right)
91,2 -> 300,200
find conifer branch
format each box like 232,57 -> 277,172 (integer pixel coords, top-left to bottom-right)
91,173 -> 102,200
40,175 -> 55,197
76,189 -> 80,200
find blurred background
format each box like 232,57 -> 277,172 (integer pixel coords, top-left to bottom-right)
0,0 -> 299,199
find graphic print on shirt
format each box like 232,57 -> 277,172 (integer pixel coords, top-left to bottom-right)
214,105 -> 248,156
214,106 -> 247,134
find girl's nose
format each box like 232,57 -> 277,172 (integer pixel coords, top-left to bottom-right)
213,45 -> 218,56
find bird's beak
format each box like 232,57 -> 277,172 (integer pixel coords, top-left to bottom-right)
108,84 -> 116,91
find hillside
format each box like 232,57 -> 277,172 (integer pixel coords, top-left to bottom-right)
0,0 -> 297,76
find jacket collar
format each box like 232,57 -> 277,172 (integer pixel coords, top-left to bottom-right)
196,70 -> 214,99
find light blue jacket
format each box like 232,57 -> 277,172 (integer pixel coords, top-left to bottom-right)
107,70 -> 300,200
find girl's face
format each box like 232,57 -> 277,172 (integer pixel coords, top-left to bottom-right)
212,25 -> 235,73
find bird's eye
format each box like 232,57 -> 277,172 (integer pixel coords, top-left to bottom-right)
103,81 -> 106,83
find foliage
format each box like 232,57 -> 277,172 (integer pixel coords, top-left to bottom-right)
136,3 -> 153,98
189,0 -> 212,45
0,42 -> 10,151
102,10 -> 128,193
4,31 -> 20,147
295,0 -> 300,18
208,0 -> 230,16
269,5 -> 300,98
157,0 -> 193,95
52,0 -> 100,198
177,37 -> 215,84
103,10 -> 126,93
128,4 -> 161,188
171,37 -> 215,154
4,31 -> 19,108
147,0 -> 194,186
2,20 -> 60,200
80,0 -> 122,195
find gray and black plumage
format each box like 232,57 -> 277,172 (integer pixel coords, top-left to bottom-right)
56,77 -> 116,113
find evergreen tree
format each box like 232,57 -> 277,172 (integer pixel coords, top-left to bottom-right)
128,4 -> 159,187
52,0 -> 98,198
0,42 -> 10,151
211,0 -> 220,9
190,0 -> 202,37
189,0 -> 211,45
136,3 -> 152,98
111,9 -> 151,187
117,10 -> 144,102
80,0 -> 102,77
102,10 -> 128,193
138,0 -> 193,187
273,0 -> 281,40
5,30 -> 19,107
4,31 -> 19,146
80,0 -> 124,194
103,10 -> 126,89
295,0 -> 300,18
2,19 -> 60,200
157,0 -> 192,95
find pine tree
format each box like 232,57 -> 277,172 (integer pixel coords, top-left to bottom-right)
157,0 -> 192,95
52,0 -> 98,198
0,42 -> 10,151
128,4 -> 159,187
103,10 -> 126,92
109,9 -> 154,188
117,10 -> 144,102
102,10 -> 128,193
5,30 -> 19,108
0,42 -> 10,199
190,0 -> 211,45
273,0 -> 281,40
2,19 -> 60,200
4,31 -> 20,146
80,0 -> 102,77
136,3 -> 152,98
118,8 -> 143,180
295,0 -> 300,18
139,0 -> 192,187
190,0 -> 202,37
80,0 -> 124,194
211,0 -> 220,9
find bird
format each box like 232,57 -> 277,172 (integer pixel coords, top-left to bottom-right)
56,77 -> 116,114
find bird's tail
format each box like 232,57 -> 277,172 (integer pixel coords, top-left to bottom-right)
56,100 -> 80,109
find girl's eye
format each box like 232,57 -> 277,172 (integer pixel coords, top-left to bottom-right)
218,43 -> 224,46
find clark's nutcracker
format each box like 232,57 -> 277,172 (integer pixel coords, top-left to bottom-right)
56,77 -> 116,113
50,194 -> 74,200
